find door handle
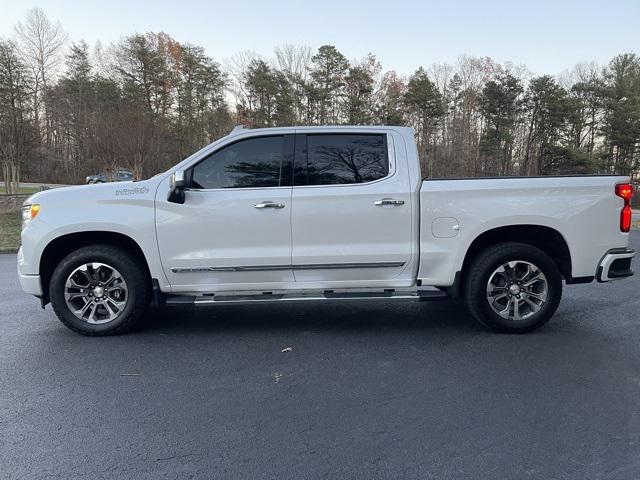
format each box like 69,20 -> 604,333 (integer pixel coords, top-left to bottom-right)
374,198 -> 405,206
254,201 -> 285,209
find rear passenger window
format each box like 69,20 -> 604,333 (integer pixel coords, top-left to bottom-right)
298,134 -> 388,186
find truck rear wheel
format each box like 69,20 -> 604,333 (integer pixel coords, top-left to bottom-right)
464,242 -> 562,333
49,245 -> 150,335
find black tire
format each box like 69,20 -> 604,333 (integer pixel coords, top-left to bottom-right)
49,245 -> 150,336
464,242 -> 562,333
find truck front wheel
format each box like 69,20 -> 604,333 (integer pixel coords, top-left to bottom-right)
464,242 -> 562,333
49,245 -> 150,335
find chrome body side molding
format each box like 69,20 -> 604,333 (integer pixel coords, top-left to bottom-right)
171,261 -> 405,274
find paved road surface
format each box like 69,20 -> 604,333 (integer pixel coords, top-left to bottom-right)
1,234 -> 639,479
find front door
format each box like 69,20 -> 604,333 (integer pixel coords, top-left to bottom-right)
156,134 -> 295,292
291,131 -> 414,286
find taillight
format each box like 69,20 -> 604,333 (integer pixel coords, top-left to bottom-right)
621,205 -> 632,232
616,183 -> 634,200
615,183 -> 634,232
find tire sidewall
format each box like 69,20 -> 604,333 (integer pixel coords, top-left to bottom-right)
50,246 -> 146,335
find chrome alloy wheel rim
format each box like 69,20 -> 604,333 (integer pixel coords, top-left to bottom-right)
486,260 -> 548,321
64,262 -> 128,324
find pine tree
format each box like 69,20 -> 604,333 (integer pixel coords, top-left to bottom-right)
310,45 -> 349,124
404,67 -> 444,176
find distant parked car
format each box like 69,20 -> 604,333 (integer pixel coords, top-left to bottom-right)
86,169 -> 133,184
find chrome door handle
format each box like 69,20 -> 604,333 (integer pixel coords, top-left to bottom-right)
374,198 -> 405,206
254,201 -> 285,209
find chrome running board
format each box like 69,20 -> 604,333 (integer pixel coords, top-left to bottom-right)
164,289 -> 447,307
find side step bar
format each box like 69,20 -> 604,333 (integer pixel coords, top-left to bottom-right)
165,289 -> 447,307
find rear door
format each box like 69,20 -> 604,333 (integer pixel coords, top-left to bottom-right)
290,131 -> 414,286
156,134 -> 295,292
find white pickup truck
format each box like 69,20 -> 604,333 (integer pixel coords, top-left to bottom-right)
18,126 -> 635,335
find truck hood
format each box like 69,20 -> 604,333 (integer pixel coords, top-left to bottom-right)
25,179 -> 160,206
22,177 -> 165,238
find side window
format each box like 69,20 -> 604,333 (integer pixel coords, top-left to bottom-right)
191,136 -> 284,189
299,134 -> 389,186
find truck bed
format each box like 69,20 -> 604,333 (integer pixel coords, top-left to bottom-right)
417,175 -> 631,286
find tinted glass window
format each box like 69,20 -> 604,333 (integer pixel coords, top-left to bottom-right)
192,136 -> 283,189
302,134 -> 388,185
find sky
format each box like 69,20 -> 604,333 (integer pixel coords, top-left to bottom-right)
0,0 -> 638,76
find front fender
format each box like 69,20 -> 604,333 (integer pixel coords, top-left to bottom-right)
19,179 -> 168,289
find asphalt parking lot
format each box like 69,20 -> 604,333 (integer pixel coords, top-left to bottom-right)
1,233 -> 640,480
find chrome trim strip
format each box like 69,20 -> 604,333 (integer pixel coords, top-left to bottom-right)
171,261 -> 405,273
171,265 -> 291,273
597,248 -> 636,282
293,262 -> 405,270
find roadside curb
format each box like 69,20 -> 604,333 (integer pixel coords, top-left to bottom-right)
0,249 -> 18,254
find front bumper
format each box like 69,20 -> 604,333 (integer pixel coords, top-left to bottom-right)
17,246 -> 42,296
18,272 -> 43,296
597,248 -> 635,282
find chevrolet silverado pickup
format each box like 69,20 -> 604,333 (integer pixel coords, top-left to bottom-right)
17,126 -> 636,335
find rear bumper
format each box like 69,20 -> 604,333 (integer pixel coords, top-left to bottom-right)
597,248 -> 635,282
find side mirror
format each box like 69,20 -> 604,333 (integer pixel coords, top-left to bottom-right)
167,170 -> 187,204
170,170 -> 187,189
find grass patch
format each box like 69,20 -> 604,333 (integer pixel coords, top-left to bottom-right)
0,211 -> 21,251
0,186 -> 40,195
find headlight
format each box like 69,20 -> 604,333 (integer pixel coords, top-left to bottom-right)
22,204 -> 41,224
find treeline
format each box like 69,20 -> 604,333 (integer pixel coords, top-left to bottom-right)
1,8 -> 639,193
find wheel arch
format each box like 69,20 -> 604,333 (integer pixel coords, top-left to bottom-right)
451,224 -> 574,297
39,231 -> 152,305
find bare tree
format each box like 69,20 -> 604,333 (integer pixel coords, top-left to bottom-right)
274,45 -> 312,124
14,7 -> 68,144
224,50 -> 261,122
0,40 -> 37,193
274,45 -> 312,82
